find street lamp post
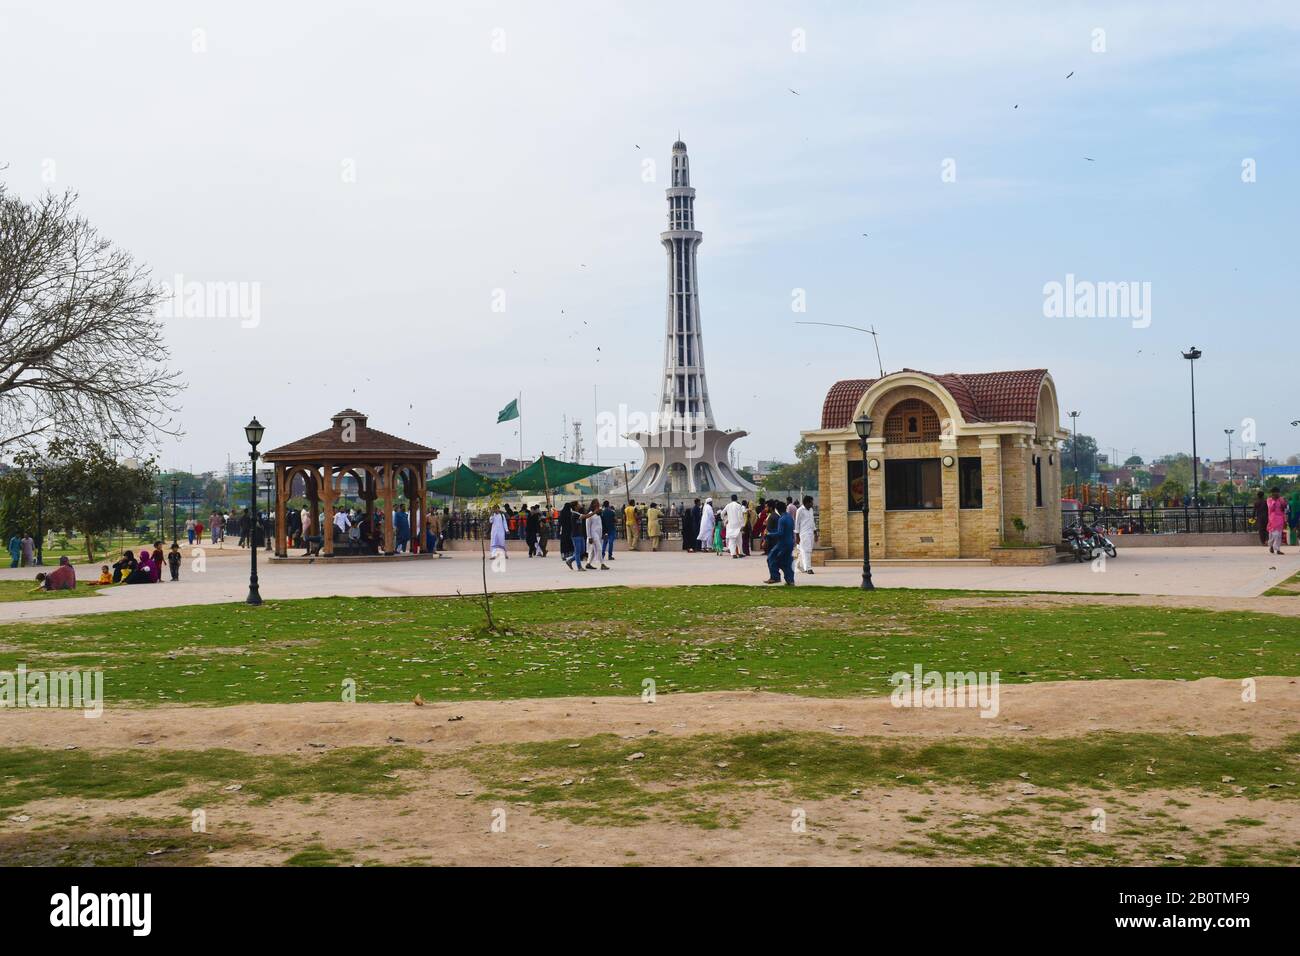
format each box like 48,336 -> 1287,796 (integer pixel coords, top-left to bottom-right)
170,476 -> 180,547
1222,429 -> 1232,502
245,418 -> 265,605
1181,347 -> 1202,531
853,413 -> 876,591
32,467 -> 45,566
1068,411 -> 1080,492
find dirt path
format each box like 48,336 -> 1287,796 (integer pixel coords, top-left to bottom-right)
932,593 -> 1300,617
3,676 -> 1296,754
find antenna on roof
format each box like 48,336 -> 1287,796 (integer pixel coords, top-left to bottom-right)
795,321 -> 885,377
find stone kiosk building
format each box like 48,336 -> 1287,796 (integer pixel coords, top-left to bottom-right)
801,369 -> 1066,560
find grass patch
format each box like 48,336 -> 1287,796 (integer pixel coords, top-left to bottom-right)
1264,569 -> 1300,596
3,586 -> 1297,706
0,745 -> 424,811
284,843 -> 357,867
0,814 -> 249,866
440,730 -> 1300,828
0,580 -> 96,603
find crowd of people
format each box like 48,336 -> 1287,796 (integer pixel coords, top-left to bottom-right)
29,541 -> 184,593
476,494 -> 819,583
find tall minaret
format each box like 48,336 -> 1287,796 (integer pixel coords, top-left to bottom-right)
626,139 -> 756,498
659,139 -> 715,430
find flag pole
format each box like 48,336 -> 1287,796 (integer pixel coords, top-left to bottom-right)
518,392 -> 523,471
540,452 -> 552,510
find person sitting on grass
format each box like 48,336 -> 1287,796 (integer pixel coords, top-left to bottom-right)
94,565 -> 112,585
124,550 -> 153,584
33,556 -> 76,591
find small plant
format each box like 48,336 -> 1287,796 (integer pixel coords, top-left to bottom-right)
1011,516 -> 1027,542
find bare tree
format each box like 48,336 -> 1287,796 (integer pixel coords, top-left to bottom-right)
0,184 -> 182,452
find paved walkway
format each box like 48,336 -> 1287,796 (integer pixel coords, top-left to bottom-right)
1,544 -> 1294,622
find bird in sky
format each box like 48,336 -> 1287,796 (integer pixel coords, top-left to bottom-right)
788,88 -> 800,95
1066,71 -> 1074,79
1084,157 -> 1095,162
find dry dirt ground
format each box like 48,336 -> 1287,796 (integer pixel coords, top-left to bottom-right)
2,677 -> 1297,866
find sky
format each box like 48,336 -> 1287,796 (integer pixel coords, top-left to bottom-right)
3,0 -> 1298,476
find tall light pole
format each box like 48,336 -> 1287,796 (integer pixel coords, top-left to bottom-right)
245,418 -> 265,605
32,467 -> 45,566
1224,428 -> 1234,488
170,476 -> 180,547
1181,347 -> 1202,529
853,413 -> 876,591
1068,411 -> 1080,491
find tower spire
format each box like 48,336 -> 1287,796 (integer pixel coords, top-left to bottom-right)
625,139 -> 756,498
661,138 -> 706,425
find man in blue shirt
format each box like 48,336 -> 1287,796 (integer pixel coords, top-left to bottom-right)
763,501 -> 796,585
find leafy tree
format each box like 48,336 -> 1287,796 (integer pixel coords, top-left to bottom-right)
764,439 -> 818,491
15,441 -> 156,561
1153,477 -> 1188,506
1061,432 -> 1098,485
0,470 -> 35,541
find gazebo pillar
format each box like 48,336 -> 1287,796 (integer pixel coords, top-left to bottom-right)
382,462 -> 396,554
323,462 -> 335,557
274,465 -> 287,557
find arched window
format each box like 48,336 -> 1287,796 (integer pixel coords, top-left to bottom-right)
883,398 -> 941,443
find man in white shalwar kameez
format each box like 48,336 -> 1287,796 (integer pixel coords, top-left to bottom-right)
795,495 -> 817,574
696,498 -> 716,552
585,500 -> 608,570
722,494 -> 745,558
489,506 -> 508,560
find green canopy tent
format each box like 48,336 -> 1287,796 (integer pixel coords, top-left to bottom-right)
507,454 -> 609,503
426,463 -> 497,499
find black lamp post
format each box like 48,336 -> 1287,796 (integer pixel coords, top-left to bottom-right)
170,476 -> 180,547
1182,347 -> 1202,530
853,413 -> 875,591
189,488 -> 197,521
32,466 -> 45,566
245,418 -> 265,605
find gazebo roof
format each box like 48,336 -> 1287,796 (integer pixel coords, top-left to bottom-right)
263,409 -> 438,461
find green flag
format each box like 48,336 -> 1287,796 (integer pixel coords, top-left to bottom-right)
496,398 -> 520,423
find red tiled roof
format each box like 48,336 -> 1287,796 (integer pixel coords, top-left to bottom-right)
819,369 -> 1048,429
264,410 -> 438,460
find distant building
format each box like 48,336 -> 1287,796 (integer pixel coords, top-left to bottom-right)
467,453 -> 533,480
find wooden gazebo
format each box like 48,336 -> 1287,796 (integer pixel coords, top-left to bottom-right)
263,409 -> 438,558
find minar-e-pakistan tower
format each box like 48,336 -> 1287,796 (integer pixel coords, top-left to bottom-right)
626,140 -> 757,496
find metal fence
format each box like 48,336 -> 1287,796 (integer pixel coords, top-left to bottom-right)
1064,503 -> 1260,536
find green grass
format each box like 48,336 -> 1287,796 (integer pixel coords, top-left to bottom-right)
0,814 -> 249,866
2,586 -> 1296,706
441,730 -> 1300,828
0,745 -> 423,811
1264,569 -> 1300,596
0,580 -> 97,602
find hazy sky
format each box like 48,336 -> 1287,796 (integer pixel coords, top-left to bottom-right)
3,1 -> 1297,475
